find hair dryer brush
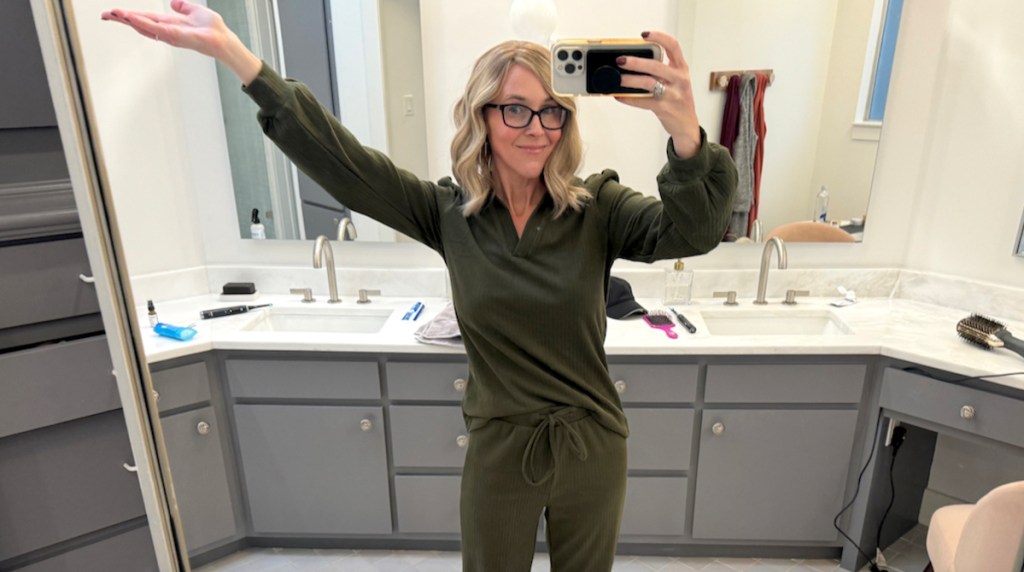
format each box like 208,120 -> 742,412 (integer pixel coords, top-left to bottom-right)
956,314 -> 1024,360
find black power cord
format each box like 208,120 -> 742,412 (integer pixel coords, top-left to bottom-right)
876,426 -> 908,556
834,415 -> 885,572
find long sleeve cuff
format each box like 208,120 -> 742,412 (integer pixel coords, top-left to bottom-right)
241,62 -> 292,113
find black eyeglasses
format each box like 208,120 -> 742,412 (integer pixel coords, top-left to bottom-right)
484,103 -> 569,130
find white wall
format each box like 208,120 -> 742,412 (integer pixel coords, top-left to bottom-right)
69,0 -> 208,280
69,0 -> 1024,289
899,0 -> 1024,284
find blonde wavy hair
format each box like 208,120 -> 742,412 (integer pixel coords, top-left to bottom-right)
451,41 -> 589,217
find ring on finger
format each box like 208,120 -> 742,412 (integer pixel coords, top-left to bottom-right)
651,80 -> 666,98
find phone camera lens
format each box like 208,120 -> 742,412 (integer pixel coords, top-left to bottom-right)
565,63 -> 576,74
571,50 -> 583,61
557,50 -> 569,61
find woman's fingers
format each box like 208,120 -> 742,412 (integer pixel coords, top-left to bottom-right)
642,30 -> 688,70
617,72 -> 663,95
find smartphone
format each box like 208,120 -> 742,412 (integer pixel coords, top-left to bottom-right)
550,39 -> 663,97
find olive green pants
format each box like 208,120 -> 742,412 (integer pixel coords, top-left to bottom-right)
460,406 -> 628,572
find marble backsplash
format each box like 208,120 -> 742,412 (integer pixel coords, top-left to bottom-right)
130,266 -> 1024,324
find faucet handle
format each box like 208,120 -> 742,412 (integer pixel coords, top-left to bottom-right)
290,287 -> 315,303
713,291 -> 739,306
783,289 -> 810,305
357,289 -> 381,304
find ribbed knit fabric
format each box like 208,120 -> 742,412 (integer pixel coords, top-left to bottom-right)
460,408 -> 627,571
243,64 -> 737,439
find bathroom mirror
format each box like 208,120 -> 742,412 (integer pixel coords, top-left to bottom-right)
1016,209 -> 1024,256
221,0 -> 898,243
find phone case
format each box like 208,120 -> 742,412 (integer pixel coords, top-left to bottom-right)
551,39 -> 663,97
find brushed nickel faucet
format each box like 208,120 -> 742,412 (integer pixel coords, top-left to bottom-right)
313,235 -> 341,303
337,217 -> 358,241
754,237 -> 788,304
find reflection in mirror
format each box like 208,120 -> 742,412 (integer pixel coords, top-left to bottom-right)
221,0 -> 900,243
684,0 -> 902,243
218,0 -> 424,242
1016,209 -> 1024,256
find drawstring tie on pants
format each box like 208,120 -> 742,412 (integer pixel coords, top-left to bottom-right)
519,408 -> 590,486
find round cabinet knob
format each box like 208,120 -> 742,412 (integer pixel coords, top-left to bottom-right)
960,405 -> 976,420
712,422 -> 726,435
614,380 -> 626,394
152,389 -> 160,402
453,378 -> 467,392
122,462 -> 138,473
456,434 -> 469,448
360,419 -> 373,432
196,421 -> 210,435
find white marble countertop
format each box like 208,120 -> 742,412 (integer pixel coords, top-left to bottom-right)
140,294 -> 1024,392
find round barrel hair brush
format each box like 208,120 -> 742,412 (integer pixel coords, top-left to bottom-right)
956,313 -> 1024,360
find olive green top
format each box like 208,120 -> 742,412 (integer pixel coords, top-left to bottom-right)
243,65 -> 737,437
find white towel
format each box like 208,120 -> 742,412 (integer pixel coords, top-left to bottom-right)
414,303 -> 463,347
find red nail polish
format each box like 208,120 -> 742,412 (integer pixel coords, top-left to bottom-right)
616,56 -> 626,66
641,31 -> 650,39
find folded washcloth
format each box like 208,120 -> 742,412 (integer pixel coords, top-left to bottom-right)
414,302 -> 463,347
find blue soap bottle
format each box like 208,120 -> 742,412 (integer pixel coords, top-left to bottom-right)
154,322 -> 198,341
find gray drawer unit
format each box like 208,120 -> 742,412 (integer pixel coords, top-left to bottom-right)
14,524 -> 158,572
387,361 -> 469,401
390,405 -> 469,468
623,408 -> 694,471
620,477 -> 687,537
607,363 -> 698,403
0,335 -> 117,438
0,410 -> 146,561
0,237 -> 100,330
394,475 -> 462,534
880,368 -> 1024,448
705,363 -> 866,404
151,361 -> 211,412
161,407 -> 237,552
226,358 -> 380,400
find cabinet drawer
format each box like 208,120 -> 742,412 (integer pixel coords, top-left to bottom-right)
390,405 -> 468,468
624,408 -> 693,471
0,410 -> 146,561
705,364 -> 866,404
395,475 -> 461,534
15,524 -> 158,572
227,359 -> 380,400
620,477 -> 687,537
880,368 -> 1024,448
0,335 -> 118,438
0,237 -> 100,330
387,361 -> 469,401
608,363 -> 698,403
151,361 -> 211,412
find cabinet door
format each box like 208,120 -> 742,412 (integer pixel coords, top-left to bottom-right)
161,407 -> 236,552
233,404 -> 391,535
14,525 -> 157,572
620,477 -> 687,537
692,409 -> 858,542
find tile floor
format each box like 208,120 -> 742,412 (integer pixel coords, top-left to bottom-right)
195,524 -> 930,572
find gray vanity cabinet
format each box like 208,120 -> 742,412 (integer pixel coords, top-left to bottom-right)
160,407 -> 236,552
612,363 -> 698,538
233,404 -> 392,535
151,361 -> 238,554
691,364 -> 866,542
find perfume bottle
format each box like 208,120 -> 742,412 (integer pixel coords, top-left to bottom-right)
664,259 -> 694,305
147,299 -> 159,327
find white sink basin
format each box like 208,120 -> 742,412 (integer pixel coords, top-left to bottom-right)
242,306 -> 393,334
699,308 -> 852,336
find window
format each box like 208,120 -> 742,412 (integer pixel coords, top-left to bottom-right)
866,0 -> 903,122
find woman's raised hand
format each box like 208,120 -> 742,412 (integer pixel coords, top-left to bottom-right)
613,31 -> 701,160
101,0 -> 261,83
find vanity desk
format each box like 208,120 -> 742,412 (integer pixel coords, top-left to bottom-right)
140,295 -> 1024,570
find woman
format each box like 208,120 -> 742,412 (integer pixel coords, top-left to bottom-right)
103,2 -> 737,570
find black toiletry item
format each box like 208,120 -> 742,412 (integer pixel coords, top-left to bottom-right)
222,282 -> 257,295
200,304 -> 271,320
